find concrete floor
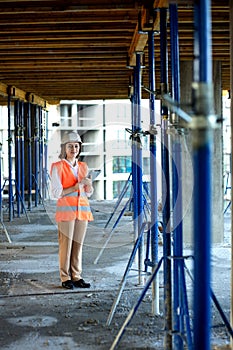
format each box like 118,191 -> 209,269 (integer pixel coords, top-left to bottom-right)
0,198 -> 232,349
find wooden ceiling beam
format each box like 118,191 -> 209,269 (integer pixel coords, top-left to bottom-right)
0,0 -> 230,102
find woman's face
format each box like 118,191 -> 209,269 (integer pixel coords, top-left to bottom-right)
65,142 -> 80,158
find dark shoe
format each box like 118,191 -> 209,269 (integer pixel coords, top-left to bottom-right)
62,280 -> 73,290
73,279 -> 90,288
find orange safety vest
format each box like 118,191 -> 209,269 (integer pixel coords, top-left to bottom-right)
51,160 -> 94,222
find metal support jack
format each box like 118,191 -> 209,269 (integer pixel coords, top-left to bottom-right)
148,29 -> 160,316
160,8 -> 173,349
0,143 -> 12,243
106,221 -> 147,326
169,4 -> 193,349
109,257 -> 164,350
109,254 -> 195,350
94,178 -> 151,265
26,102 -> 32,211
192,1 -> 215,349
104,173 -> 132,230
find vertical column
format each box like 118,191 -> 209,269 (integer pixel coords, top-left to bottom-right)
26,102 -> 32,210
169,3 -> 183,349
7,91 -> 13,221
38,106 -> 43,202
19,101 -> 25,211
160,7 -> 172,349
14,99 -> 21,217
148,30 -> 159,315
192,1 -> 214,349
34,104 -> 39,206
43,109 -> 49,199
135,52 -> 144,285
132,68 -> 138,243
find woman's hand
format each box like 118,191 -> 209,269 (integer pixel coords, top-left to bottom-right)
74,182 -> 80,191
81,177 -> 93,194
81,177 -> 92,186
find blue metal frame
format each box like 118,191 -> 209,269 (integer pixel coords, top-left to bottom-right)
160,7 -> 172,349
19,101 -> 25,212
132,53 -> 144,285
34,104 -> 39,207
132,68 -> 138,242
193,1 -> 213,349
109,257 -> 164,350
7,92 -> 13,221
38,106 -> 43,203
106,221 -> 148,326
148,30 -> 159,315
169,4 -> 192,349
43,110 -> 49,199
26,102 -> 32,210
14,99 -> 21,217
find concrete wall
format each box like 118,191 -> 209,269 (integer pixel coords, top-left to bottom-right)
180,61 -> 224,244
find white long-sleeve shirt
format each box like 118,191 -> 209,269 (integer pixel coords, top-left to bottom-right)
50,159 -> 93,199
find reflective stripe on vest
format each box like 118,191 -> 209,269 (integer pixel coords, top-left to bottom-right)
52,160 -> 94,222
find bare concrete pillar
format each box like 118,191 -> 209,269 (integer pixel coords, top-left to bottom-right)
180,60 -> 223,244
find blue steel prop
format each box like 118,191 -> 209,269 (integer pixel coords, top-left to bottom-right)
19,101 -> 25,212
169,3 -> 192,349
223,170 -> 231,214
105,199 -> 162,325
94,179 -> 151,265
38,106 -> 44,203
0,142 -> 12,243
31,104 -> 46,209
109,257 -> 164,350
134,52 -> 144,285
106,221 -> 148,326
96,56 -> 146,272
148,29 -> 160,315
104,42 -> 163,323
26,102 -> 32,210
104,173 -> 132,229
34,105 -> 39,207
93,192 -> 133,265
42,110 -> 49,199
108,249 -> 233,350
192,1 -> 214,349
7,93 -> 13,221
132,68 -> 138,243
184,260 -> 233,340
14,99 -> 21,217
160,7 -> 172,349
1,178 -> 30,223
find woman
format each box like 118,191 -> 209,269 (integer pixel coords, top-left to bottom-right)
50,131 -> 94,289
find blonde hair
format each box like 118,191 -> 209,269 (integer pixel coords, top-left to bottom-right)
58,143 -> 82,159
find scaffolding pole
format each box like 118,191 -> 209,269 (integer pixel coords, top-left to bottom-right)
14,99 -> 21,217
192,0 -> 215,349
34,104 -> 39,207
19,101 -> 25,213
26,102 -> 32,210
7,91 -> 14,222
160,7 -> 172,350
148,30 -> 160,315
169,4 -> 192,349
133,53 -> 144,285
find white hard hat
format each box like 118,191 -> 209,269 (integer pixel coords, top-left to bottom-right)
61,131 -> 82,145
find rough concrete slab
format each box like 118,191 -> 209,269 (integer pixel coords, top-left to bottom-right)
0,200 -> 231,349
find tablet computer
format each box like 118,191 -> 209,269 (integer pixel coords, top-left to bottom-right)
87,169 -> 101,181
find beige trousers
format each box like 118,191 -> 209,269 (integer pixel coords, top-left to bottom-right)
57,220 -> 88,282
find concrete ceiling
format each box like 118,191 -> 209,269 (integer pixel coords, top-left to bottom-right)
0,0 -> 230,106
